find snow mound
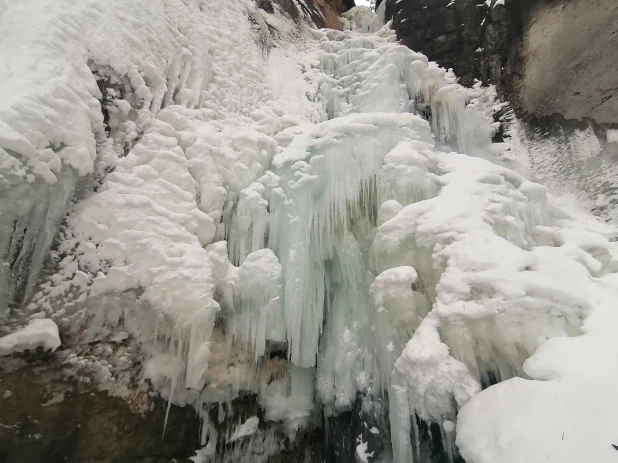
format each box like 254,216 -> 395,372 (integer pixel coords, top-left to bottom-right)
3,1 -> 618,462
0,319 -> 61,355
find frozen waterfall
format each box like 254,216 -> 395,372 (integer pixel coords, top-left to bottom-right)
2,1 -> 618,462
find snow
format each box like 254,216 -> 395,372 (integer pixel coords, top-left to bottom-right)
455,217 -> 618,463
3,1 -> 618,462
0,319 -> 61,355
356,435 -> 375,462
230,416 -> 260,441
458,377 -> 618,463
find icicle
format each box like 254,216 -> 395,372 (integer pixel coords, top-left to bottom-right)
228,182 -> 269,265
442,420 -> 456,463
234,249 -> 284,362
191,412 -> 217,463
430,84 -> 467,152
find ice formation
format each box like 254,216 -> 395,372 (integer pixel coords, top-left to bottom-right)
0,318 -> 61,356
2,1 -> 618,462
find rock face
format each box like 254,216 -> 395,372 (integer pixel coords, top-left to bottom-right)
0,352 -> 201,463
383,0 -> 618,124
519,0 -> 617,124
258,0 -> 355,29
382,0 -> 618,229
382,0 -> 509,88
317,0 -> 357,28
0,350 -> 323,463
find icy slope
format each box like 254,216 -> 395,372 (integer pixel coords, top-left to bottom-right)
2,1 -> 618,462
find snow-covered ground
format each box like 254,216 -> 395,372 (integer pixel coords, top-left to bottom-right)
1,1 -> 617,462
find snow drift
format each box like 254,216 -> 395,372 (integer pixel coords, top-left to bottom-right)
1,1 -> 618,462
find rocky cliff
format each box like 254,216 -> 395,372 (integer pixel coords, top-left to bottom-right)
382,0 -> 618,125
259,0 -> 355,29
381,0 -> 618,228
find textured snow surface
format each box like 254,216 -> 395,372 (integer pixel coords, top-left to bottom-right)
0,319 -> 61,355
2,1 -> 618,462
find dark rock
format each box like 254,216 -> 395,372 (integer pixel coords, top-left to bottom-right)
257,0 -> 355,30
384,0 -> 524,89
385,0 -> 618,124
0,351 -> 324,463
321,392 -> 465,463
323,393 -> 391,463
0,354 -> 200,463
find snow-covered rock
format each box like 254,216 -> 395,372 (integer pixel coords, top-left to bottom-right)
0,319 -> 60,355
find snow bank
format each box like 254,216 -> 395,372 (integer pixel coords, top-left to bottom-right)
458,376 -> 618,463
369,138 -> 618,462
456,235 -> 618,463
0,319 -> 61,355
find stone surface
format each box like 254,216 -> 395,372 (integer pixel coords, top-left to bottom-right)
0,351 -> 201,463
384,0 -> 505,87
520,0 -> 618,124
258,0 -> 355,29
0,349 -> 324,463
384,0 -> 618,124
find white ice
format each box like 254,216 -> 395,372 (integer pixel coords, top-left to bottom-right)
230,416 -> 260,442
